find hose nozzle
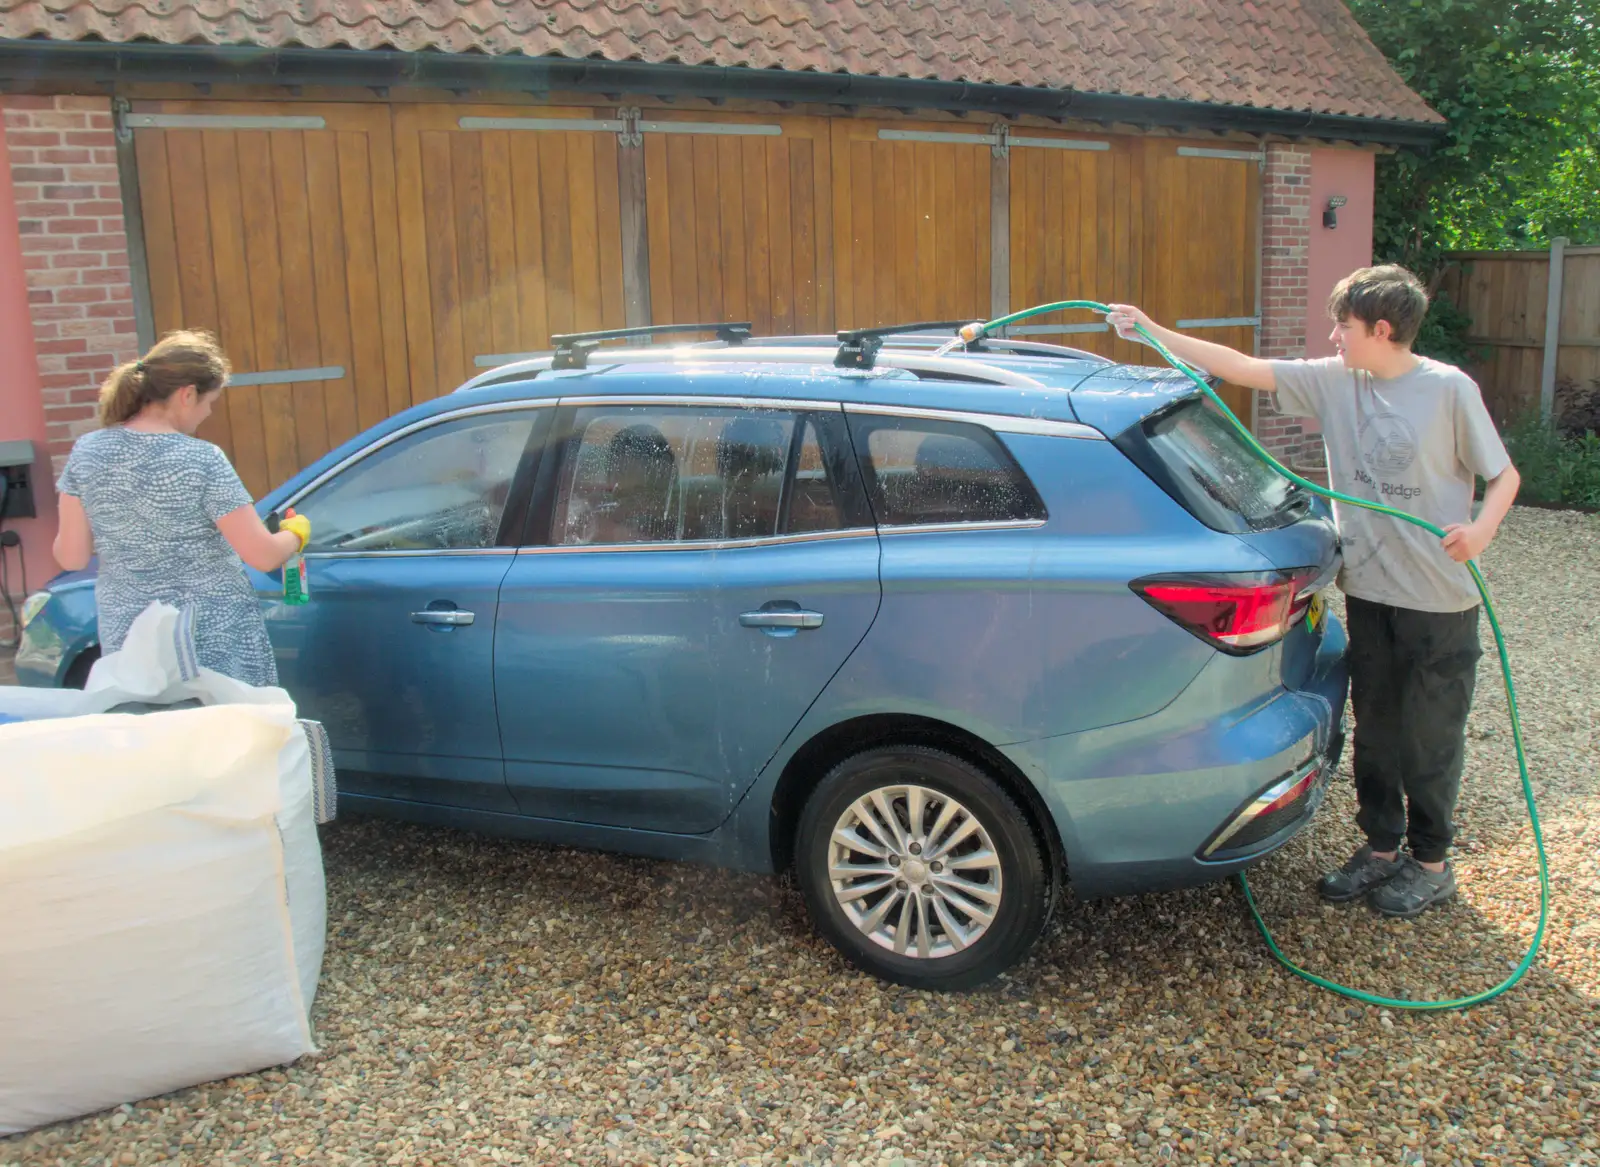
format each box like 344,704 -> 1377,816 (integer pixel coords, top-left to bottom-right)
959,322 -> 985,344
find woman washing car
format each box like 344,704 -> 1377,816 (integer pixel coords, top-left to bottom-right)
51,330 -> 310,687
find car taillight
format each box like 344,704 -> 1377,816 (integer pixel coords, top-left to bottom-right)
1131,569 -> 1321,654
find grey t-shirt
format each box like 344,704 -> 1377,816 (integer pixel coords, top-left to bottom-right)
1268,355 -> 1511,613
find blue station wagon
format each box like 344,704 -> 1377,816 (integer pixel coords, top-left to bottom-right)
16,324 -> 1349,989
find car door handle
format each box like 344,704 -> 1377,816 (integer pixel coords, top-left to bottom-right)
739,610 -> 824,630
411,609 -> 475,627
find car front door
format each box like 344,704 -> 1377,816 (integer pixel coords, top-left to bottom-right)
263,405 -> 548,811
493,400 -> 881,832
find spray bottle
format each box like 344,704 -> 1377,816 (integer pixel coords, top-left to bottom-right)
279,507 -> 311,606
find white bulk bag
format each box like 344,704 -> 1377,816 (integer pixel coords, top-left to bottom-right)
0,603 -> 331,1135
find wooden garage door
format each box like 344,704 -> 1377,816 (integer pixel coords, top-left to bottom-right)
643,113 -> 834,336
1139,143 -> 1261,421
392,105 -> 627,400
1007,130 -> 1145,363
830,121 -> 992,331
132,101 -> 408,497
1008,136 -> 1259,417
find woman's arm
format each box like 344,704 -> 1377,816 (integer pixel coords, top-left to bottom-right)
53,493 -> 94,571
216,505 -> 305,572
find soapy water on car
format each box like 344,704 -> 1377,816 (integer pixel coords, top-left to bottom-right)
941,301 -> 1548,1011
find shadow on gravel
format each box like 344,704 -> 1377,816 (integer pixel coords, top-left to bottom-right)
316,795 -> 1587,1024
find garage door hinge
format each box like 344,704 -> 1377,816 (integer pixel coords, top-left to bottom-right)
991,123 -> 1009,159
113,98 -> 132,145
618,107 -> 643,148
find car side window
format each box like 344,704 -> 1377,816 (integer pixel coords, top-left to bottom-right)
553,407 -> 797,546
296,412 -> 537,553
852,416 -> 1046,527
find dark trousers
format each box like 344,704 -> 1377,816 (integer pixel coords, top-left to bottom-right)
1345,596 -> 1482,864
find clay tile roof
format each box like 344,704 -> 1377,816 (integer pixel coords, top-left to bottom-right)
0,0 -> 1442,125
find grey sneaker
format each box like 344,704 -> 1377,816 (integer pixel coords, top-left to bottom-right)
1370,858 -> 1456,918
1317,844 -> 1405,903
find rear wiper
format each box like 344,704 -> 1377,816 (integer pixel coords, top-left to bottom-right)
1254,491 -> 1313,529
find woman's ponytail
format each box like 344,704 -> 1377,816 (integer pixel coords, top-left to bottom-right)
95,331 -> 231,428
97,360 -> 151,426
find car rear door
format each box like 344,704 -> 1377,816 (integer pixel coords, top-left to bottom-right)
492,398 -> 881,833
263,404 -> 549,811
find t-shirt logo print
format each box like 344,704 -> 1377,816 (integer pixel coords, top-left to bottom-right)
1358,412 -> 1419,475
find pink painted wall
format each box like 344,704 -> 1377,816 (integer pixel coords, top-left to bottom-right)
0,117 -> 60,620
1304,147 -> 1376,358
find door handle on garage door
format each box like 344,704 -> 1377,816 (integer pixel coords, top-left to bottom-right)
739,609 -> 824,630
411,609 -> 475,626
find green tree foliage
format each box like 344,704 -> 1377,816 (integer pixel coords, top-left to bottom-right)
1347,0 -> 1599,269
1345,0 -> 1598,362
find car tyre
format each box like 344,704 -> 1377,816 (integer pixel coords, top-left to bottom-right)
795,745 -> 1051,991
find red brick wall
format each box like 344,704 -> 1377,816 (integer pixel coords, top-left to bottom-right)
2,95 -> 138,480
1255,142 -> 1326,483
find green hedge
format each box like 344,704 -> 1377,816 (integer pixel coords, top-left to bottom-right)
1499,414 -> 1600,511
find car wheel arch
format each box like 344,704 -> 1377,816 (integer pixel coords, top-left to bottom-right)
63,644 -> 100,690
768,712 -> 1067,894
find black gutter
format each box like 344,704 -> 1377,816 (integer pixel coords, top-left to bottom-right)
0,40 -> 1447,148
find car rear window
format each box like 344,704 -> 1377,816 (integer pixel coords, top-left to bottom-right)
1140,398 -> 1308,531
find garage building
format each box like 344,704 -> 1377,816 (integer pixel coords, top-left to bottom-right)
0,0 -> 1440,638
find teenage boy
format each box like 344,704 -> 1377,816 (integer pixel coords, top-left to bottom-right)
1106,265 -> 1520,917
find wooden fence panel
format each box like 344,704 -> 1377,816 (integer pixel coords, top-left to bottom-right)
1442,245 -> 1600,424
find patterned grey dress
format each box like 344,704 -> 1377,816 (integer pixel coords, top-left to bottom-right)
58,428 -> 279,686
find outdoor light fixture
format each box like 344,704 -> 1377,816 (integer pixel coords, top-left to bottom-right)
1323,195 -> 1347,229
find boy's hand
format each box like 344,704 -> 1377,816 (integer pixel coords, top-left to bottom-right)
1106,304 -> 1155,342
1441,520 -> 1493,563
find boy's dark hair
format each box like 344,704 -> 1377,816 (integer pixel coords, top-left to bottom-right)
1327,265 -> 1429,346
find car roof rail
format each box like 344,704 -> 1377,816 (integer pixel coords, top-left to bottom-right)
551,322 -> 752,370
455,357 -> 558,392
454,344 -> 1047,392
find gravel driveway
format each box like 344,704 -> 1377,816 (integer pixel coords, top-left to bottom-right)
6,506 -> 1598,1167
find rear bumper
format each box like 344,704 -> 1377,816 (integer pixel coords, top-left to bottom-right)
1004,614 -> 1349,900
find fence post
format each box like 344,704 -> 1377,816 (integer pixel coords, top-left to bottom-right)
1540,236 -> 1568,422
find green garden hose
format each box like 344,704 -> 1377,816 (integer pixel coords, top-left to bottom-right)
960,300 -> 1549,1010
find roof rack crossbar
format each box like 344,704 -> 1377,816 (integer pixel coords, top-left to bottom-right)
550,322 -> 753,369
834,320 -> 981,370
